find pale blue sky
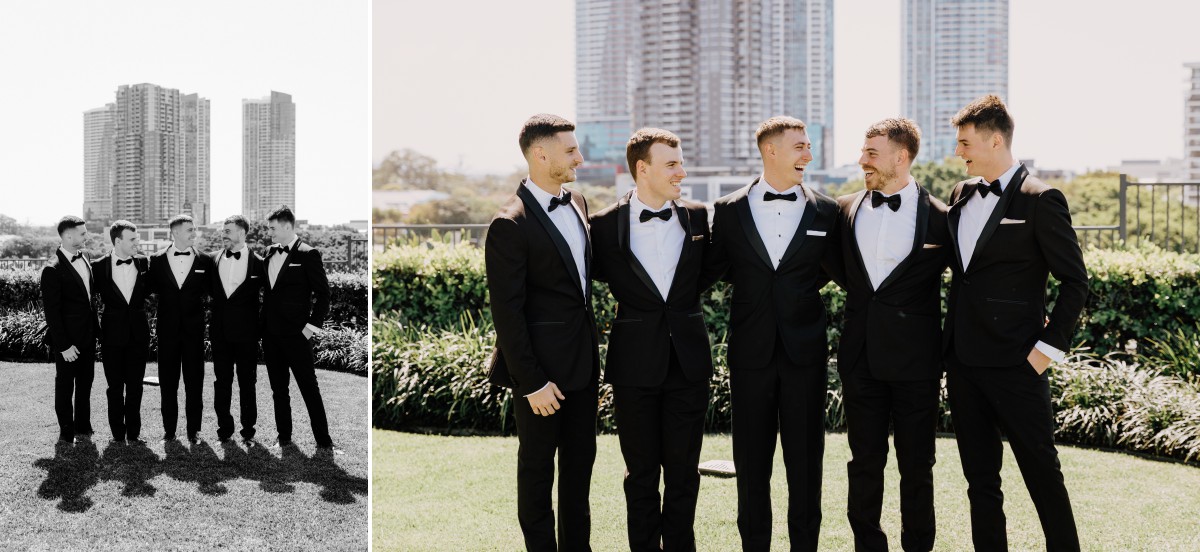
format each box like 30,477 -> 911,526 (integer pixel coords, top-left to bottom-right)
374,0 -> 1200,176
0,0 -> 369,226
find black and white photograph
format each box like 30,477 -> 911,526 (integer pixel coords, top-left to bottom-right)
0,1 -> 370,550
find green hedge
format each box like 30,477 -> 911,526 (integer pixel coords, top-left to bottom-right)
0,268 -> 368,330
0,309 -> 368,375
373,241 -> 1200,358
375,319 -> 1200,462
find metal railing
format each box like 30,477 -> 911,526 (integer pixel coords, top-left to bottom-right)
1120,175 -> 1200,254
373,224 -> 489,250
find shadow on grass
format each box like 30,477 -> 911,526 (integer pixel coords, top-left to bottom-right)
32,439 -> 367,512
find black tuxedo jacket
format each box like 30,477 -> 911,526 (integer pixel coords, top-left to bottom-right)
40,249 -> 99,354
486,181 -> 600,396
91,253 -> 151,347
704,179 -> 841,370
943,164 -> 1089,367
149,247 -> 213,342
208,249 -> 266,343
835,185 -> 950,381
262,241 -> 330,337
590,192 -> 714,387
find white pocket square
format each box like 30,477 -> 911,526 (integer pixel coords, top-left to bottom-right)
922,243 -> 942,249
807,230 -> 827,236
194,269 -> 206,273
250,275 -> 260,279
1000,218 -> 1025,224
288,263 -> 302,267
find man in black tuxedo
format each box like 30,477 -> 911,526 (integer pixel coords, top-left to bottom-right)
834,119 -> 949,552
944,95 -> 1088,551
261,206 -> 335,450
208,215 -> 266,444
92,220 -> 152,445
486,114 -> 598,552
590,128 -> 713,552
149,214 -> 213,443
705,116 -> 841,551
40,216 -> 99,443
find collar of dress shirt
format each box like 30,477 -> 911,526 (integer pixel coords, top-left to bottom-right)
227,243 -> 247,254
991,161 -> 1022,193
755,176 -> 801,200
59,246 -> 81,260
273,236 -> 299,252
892,176 -> 919,201
166,244 -> 194,256
524,177 -> 568,211
113,253 -> 132,266
630,191 -> 673,221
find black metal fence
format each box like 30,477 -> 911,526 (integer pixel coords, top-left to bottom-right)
1119,175 -> 1200,254
373,224 -> 489,251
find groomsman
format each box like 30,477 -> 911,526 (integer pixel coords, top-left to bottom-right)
149,214 -> 213,443
40,216 -> 99,443
92,220 -> 152,444
485,114 -> 598,551
261,206 -> 335,450
208,215 -> 266,444
834,119 -> 949,552
944,95 -> 1088,551
590,128 -> 713,552
705,116 -> 841,551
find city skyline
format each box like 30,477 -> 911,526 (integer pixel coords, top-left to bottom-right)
0,0 -> 368,227
375,0 -> 1200,180
243,91 -> 297,222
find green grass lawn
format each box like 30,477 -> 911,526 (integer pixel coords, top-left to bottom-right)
373,430 -> 1200,551
0,361 -> 368,551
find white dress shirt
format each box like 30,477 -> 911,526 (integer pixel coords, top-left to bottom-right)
268,235 -> 298,288
747,177 -> 806,269
268,236 -> 322,336
956,161 -> 1064,362
59,247 -> 91,296
628,192 -> 685,300
111,253 -> 137,303
218,244 -> 249,298
855,178 -> 919,290
524,178 -> 588,295
165,244 -> 196,288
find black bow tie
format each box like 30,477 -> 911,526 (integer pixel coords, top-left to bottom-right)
225,250 -> 242,260
173,250 -> 191,257
871,190 -> 902,212
268,244 -> 287,255
548,191 -> 573,212
69,252 -> 83,262
116,257 -> 133,266
977,179 -> 1003,198
764,191 -> 797,202
639,207 -> 672,223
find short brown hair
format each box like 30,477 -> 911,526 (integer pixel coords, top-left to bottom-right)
108,220 -> 137,244
865,118 -> 921,161
518,114 -> 575,156
625,128 -> 681,176
950,94 -> 1014,148
755,116 -> 807,149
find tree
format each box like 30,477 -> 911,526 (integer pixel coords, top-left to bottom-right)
373,149 -> 441,190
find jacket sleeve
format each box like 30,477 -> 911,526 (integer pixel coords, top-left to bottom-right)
306,248 -> 331,329
485,216 -> 547,396
699,202 -> 731,289
40,266 -> 69,353
1034,188 -> 1089,352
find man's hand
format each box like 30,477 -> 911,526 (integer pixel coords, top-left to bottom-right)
302,326 -> 314,340
61,345 -> 80,362
1027,347 -> 1051,375
527,382 -> 566,416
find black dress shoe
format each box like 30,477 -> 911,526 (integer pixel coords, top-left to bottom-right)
127,438 -> 148,446
161,434 -> 178,442
187,434 -> 203,444
270,438 -> 294,450
315,444 -> 345,456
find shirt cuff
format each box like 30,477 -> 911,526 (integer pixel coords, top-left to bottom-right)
1034,341 -> 1066,363
523,382 -> 551,397
304,323 -> 322,335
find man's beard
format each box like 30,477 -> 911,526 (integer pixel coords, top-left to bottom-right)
864,165 -> 897,191
549,162 -> 576,184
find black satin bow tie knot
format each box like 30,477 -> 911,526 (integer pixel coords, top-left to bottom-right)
116,257 -> 133,266
871,190 -> 902,212
764,191 -> 798,202
639,208 -> 672,223
548,191 -> 573,212
225,250 -> 242,260
977,179 -> 1003,198
69,252 -> 84,262
173,250 -> 191,257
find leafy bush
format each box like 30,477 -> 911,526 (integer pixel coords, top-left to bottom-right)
313,325 -> 369,375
